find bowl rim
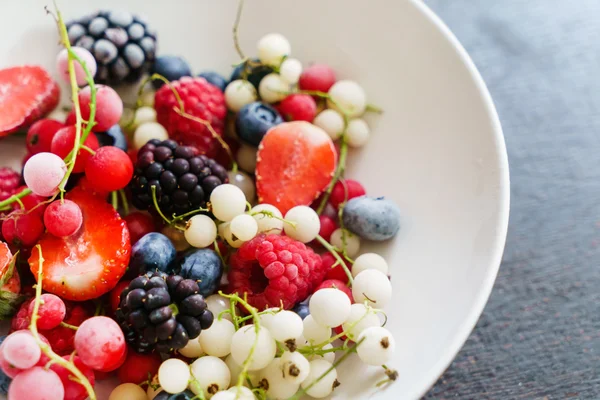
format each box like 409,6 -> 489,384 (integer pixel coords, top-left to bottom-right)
406,0 -> 510,398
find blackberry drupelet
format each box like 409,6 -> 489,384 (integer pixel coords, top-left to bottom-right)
130,139 -> 229,216
116,272 -> 214,353
66,10 -> 157,84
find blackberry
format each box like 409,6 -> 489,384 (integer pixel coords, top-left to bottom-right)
130,139 -> 229,216
66,10 -> 157,84
116,272 -> 214,353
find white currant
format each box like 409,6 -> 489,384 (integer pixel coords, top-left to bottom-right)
284,205 -> 320,243
352,253 -> 389,277
280,350 -> 310,385
327,80 -> 367,117
257,33 -> 291,67
230,214 -> 258,242
157,358 -> 190,394
189,356 -> 231,397
309,288 -> 352,327
198,318 -> 236,357
346,118 -> 370,147
313,109 -> 345,141
210,184 -> 247,222
301,359 -> 339,398
330,228 -> 361,257
252,204 -> 284,234
356,326 -> 396,366
230,324 -> 277,371
352,269 -> 392,307
302,315 -> 331,345
342,303 -> 381,340
258,73 -> 288,103
184,214 -> 217,248
225,80 -> 257,112
279,58 -> 303,85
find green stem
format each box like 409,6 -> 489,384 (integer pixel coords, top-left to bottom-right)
80,144 -> 96,155
59,321 -> 79,330
233,0 -> 247,60
315,235 -> 353,284
0,189 -> 32,210
30,245 -> 96,400
118,189 -> 129,215
317,136 -> 348,214
111,191 -> 118,210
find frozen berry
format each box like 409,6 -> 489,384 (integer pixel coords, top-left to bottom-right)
327,80 -> 367,118
279,58 -> 303,85
224,80 -> 257,113
117,351 -> 161,384
313,109 -> 344,140
50,355 -> 95,400
298,64 -> 336,93
318,215 -> 337,243
44,199 -> 83,238
235,102 -> 283,146
258,73 -> 288,103
278,94 -> 317,122
26,119 -> 65,155
23,152 -> 67,197
56,47 -> 97,86
257,33 -> 291,67
50,125 -> 100,173
79,84 -> 123,132
321,252 -> 351,282
74,316 -> 126,372
315,279 -> 353,303
28,294 -> 66,330
177,248 -> 223,297
197,71 -> 227,92
346,118 -> 370,147
128,232 -> 176,277
0,168 -> 20,203
2,210 -> 44,248
85,146 -> 134,192
342,196 -> 400,241
133,122 -> 168,150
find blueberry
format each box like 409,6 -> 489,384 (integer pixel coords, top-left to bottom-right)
236,102 -> 283,146
0,336 -> 10,394
293,302 -> 310,320
154,389 -> 197,400
129,232 -> 176,277
198,71 -> 227,92
151,56 -> 192,88
94,124 -> 127,152
342,196 -> 401,241
230,59 -> 273,89
177,249 -> 223,296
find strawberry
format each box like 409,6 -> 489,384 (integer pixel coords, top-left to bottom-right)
29,187 -> 131,301
0,242 -> 21,319
256,121 -> 337,214
0,66 -> 60,137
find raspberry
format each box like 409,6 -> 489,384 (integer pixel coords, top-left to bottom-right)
0,168 -> 20,202
154,77 -> 227,157
227,234 -> 326,310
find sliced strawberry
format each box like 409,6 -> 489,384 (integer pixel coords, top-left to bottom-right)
0,242 -> 20,295
29,187 -> 131,301
256,121 -> 337,214
0,66 -> 60,137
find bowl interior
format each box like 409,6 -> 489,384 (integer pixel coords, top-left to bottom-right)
0,1 -> 509,398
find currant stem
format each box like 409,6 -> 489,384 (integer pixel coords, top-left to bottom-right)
30,245 -> 96,400
315,234 -> 353,284
118,189 -> 129,215
233,0 -> 247,60
0,188 -> 32,211
59,321 -> 79,330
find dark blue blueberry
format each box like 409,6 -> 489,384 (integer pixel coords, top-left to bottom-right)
151,56 -> 192,88
154,389 -> 197,400
94,124 -> 127,152
177,249 -> 223,297
198,71 -> 228,92
293,302 -> 310,320
236,102 -> 283,146
128,232 -> 177,277
0,336 -> 10,394
230,59 -> 273,89
342,196 -> 401,241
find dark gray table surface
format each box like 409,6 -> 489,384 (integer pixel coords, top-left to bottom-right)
423,0 -> 600,398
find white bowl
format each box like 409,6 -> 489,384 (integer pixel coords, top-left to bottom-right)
0,1 -> 509,399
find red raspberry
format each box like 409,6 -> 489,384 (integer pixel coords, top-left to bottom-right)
298,64 -> 337,93
321,251 -> 352,282
154,77 -> 227,158
227,234 -> 326,310
330,179 -> 366,209
277,94 -> 317,122
0,168 -> 20,202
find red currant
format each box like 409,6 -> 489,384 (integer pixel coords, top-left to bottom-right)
278,94 -> 317,122
108,280 -> 130,313
65,110 -> 76,126
116,351 -> 162,384
124,212 -> 157,245
298,64 -> 337,93
330,179 -> 366,209
26,119 -> 65,154
74,316 -> 126,372
28,293 -> 66,330
321,251 -> 352,282
12,186 -> 48,217
2,210 -> 44,248
50,355 -> 95,400
318,215 -> 337,243
85,146 -> 134,192
43,199 -> 83,238
51,126 -> 100,173
79,85 -> 123,132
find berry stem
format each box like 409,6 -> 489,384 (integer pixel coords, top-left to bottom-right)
59,321 -> 79,330
30,245 -> 96,400
316,136 -> 348,214
172,107 -> 238,172
118,189 -> 129,215
289,338 -> 365,400
80,144 -> 96,155
366,103 -> 384,114
232,0 -> 247,60
137,73 -> 185,111
315,234 -> 353,284
0,189 -> 32,211
111,191 -> 118,210
218,291 -> 262,390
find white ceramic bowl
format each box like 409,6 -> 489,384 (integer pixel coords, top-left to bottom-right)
0,1 -> 509,399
